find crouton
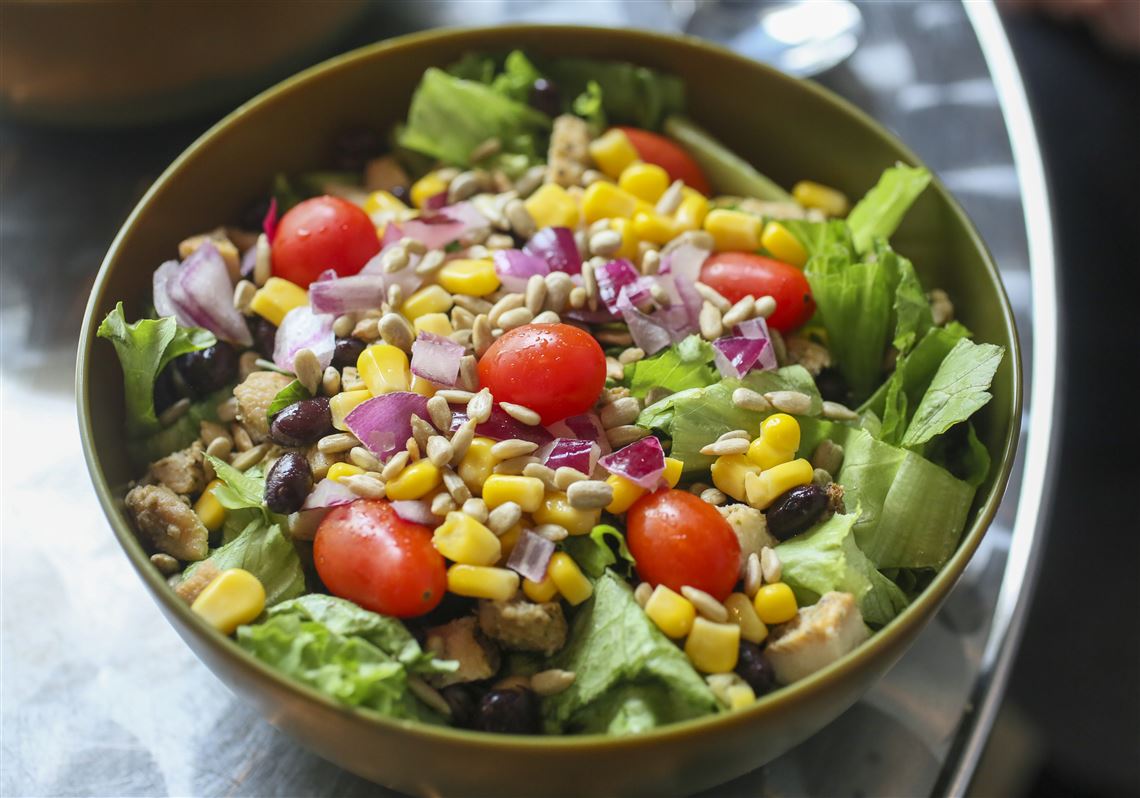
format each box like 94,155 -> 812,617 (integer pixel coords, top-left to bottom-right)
125,484 -> 209,562
718,503 -> 778,576
765,591 -> 869,685
478,598 -> 567,656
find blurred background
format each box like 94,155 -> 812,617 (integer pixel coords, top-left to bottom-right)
1,1 -> 1136,796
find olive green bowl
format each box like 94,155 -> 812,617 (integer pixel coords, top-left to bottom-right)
77,25 -> 1021,798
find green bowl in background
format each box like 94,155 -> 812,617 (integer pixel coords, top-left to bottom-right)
77,25 -> 1021,798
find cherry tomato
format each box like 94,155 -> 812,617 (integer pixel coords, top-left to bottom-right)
314,499 -> 445,618
700,253 -> 815,332
616,126 -> 711,196
271,195 -> 380,287
476,323 -> 607,425
626,489 -> 741,601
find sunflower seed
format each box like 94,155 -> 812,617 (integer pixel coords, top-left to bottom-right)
449,419 -> 477,465
318,432 -> 360,454
689,482 -> 711,495
442,467 -> 470,503
459,355 -> 480,392
381,246 -> 410,273
554,467 -> 588,491
700,487 -> 727,506
599,397 -> 640,429
488,293 -> 524,327
718,429 -> 751,442
606,424 -> 649,447
822,401 -> 859,421
408,676 -> 452,717
569,286 -> 587,309
158,398 -> 190,427
515,164 -> 547,197
744,552 -> 762,597
411,415 -> 435,449
406,436 -> 421,460
589,229 -> 622,258
230,443 -> 268,472
582,262 -> 598,310
233,280 -> 256,313
699,438 -> 749,456
813,467 -> 833,487
618,347 -> 645,365
761,546 -> 782,584
462,497 -> 489,523
450,328 -> 474,348
732,388 -> 771,412
498,307 -> 534,330
487,501 -> 522,535
930,288 -> 955,326
811,439 -> 845,476
447,170 -> 483,203
544,272 -> 573,313
205,436 -> 232,461
451,306 -> 475,330
531,669 -> 576,696
596,329 -> 634,347
352,317 -> 380,342
471,314 -> 493,358
467,389 -> 493,424
379,313 -> 415,352
499,402 -> 541,426
754,295 -> 777,319
426,435 -> 454,467
722,295 -> 756,328
320,366 -> 340,396
340,367 -> 366,392
491,439 -> 539,459
634,582 -> 653,608
522,462 -> 558,490
655,180 -> 685,215
493,455 -> 538,475
379,450 -> 409,481
293,348 -> 323,394
764,390 -> 813,415
699,302 -> 724,340
437,389 -> 474,404
427,395 -> 452,432
533,523 -> 568,542
504,198 -> 537,238
431,492 -> 457,515
253,233 -> 272,286
523,274 -> 547,316
415,249 -> 447,276
454,294 -> 493,315
567,479 -> 613,509
682,586 -> 729,622
692,281 -> 730,313
349,446 -> 381,472
230,424 -> 253,451
605,357 -> 625,382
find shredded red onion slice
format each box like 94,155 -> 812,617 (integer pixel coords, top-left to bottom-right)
450,406 -> 554,446
734,317 -> 779,371
308,273 -> 388,315
538,438 -> 601,474
391,500 -> 439,525
411,332 -> 463,387
594,259 -> 640,314
301,478 -> 358,510
506,530 -> 555,583
546,413 -> 611,455
523,227 -> 582,274
273,306 -> 335,372
492,249 -> 550,293
660,242 -> 708,326
262,197 -> 279,242
390,202 -> 488,250
359,242 -> 425,298
346,392 -> 430,462
155,242 -> 253,346
424,191 -> 448,211
599,436 -> 666,490
712,336 -> 772,379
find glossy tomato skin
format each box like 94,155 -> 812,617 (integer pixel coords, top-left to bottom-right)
314,499 -> 446,618
626,489 -> 741,600
616,126 -> 711,196
477,323 -> 607,425
700,253 -> 815,332
272,195 -> 381,287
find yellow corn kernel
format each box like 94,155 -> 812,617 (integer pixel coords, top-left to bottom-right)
248,277 -> 308,326
447,564 -> 520,601
548,552 -> 593,605
644,584 -> 697,638
746,413 -> 801,470
402,284 -> 454,320
458,437 -> 500,494
433,512 -> 502,566
608,217 -> 640,260
673,193 -> 710,231
327,462 -> 364,482
532,491 -> 601,535
588,129 -> 640,179
753,582 -> 798,625
413,312 -> 454,337
190,568 -> 266,634
792,180 -> 849,217
662,457 -> 684,488
411,172 -> 448,209
605,474 -> 646,515
619,162 -> 670,203
437,259 -> 500,297
744,458 -> 813,510
194,479 -> 226,532
410,374 -> 437,398
703,209 -> 762,252
581,181 -> 640,223
363,189 -> 411,216
632,211 -> 680,245
482,475 -> 546,513
497,524 -> 523,564
523,574 -> 560,603
330,389 -> 372,431
385,459 -> 441,500
725,682 -> 757,710
684,617 -> 741,673
725,592 -> 769,644
761,221 -> 808,268
710,454 -> 761,503
524,183 -> 580,229
357,343 -> 410,396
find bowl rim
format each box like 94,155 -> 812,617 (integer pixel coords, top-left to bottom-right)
76,23 -> 1023,751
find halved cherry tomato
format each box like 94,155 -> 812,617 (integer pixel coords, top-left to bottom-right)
272,195 -> 381,287
314,499 -> 445,618
626,489 -> 741,601
700,252 -> 815,332
477,323 -> 607,425
616,127 -> 711,196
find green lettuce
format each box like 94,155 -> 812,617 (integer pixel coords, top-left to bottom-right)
623,335 -> 717,400
563,525 -> 635,579
571,80 -> 606,134
267,379 -> 311,421
846,164 -> 931,254
186,515 -> 305,607
543,572 -> 718,734
662,116 -> 791,201
901,338 -> 1004,448
543,58 -> 684,130
125,387 -> 230,466
489,50 -> 543,103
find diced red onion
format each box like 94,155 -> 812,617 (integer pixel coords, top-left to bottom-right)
734,317 -> 779,371
450,406 -> 554,446
545,413 -> 611,455
410,332 -> 463,387
712,336 -> 772,379
594,259 -> 640,314
262,197 -> 279,242
660,243 -> 708,326
424,191 -> 448,211
359,242 -> 425,298
155,242 -> 253,346
273,305 -> 335,372
391,500 -> 439,525
506,530 -> 555,582
390,201 -> 488,250
599,435 -> 666,490
492,249 -> 549,293
537,438 -> 600,474
345,392 -> 430,462
523,227 -> 582,274
301,478 -> 358,510
308,273 -> 388,315
240,246 -> 257,281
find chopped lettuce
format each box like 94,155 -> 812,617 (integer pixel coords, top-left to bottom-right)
543,572 -> 718,734
543,58 -> 684,130
900,338 -> 1004,448
267,379 -> 311,422
663,116 -> 791,201
623,335 -> 717,400
490,50 -> 543,103
125,387 -> 230,466
572,80 -> 607,134
564,525 -> 635,579
205,454 -> 268,512
846,164 -> 931,254
186,515 -> 305,607
775,509 -> 907,626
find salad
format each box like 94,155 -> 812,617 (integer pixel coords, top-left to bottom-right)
100,51 -> 1004,736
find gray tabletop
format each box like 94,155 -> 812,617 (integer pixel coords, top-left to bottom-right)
0,2 -> 1057,795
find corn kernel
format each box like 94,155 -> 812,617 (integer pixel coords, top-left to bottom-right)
673,192 -> 710,231
433,511 -> 502,566
357,343 -> 410,396
746,413 -> 801,470
710,454 -> 761,503
703,209 -> 762,252
194,479 -> 226,532
497,524 -> 523,564
532,491 -> 601,535
410,374 -> 437,398
458,437 -> 500,493
249,277 -> 308,326
330,389 -> 372,431
447,564 -> 520,601
725,592 -> 769,644
581,181 -> 640,223
619,162 -> 670,203
684,617 -> 741,673
385,459 -> 441,500
524,183 -> 580,229
753,582 -> 798,624
588,129 -> 640,179
548,552 -> 593,605
437,259 -> 500,297
327,462 -> 365,482
411,172 -> 448,209
744,458 -> 813,510
413,313 -> 454,337
608,217 -> 640,260
761,221 -> 808,268
726,682 -> 757,710
644,584 -> 697,638
605,474 -> 646,515
482,475 -> 546,513
792,180 -> 849,217
662,457 -> 684,488
632,211 -> 680,245
523,574 -> 559,603
190,568 -> 266,634
363,190 -> 412,219
402,284 -> 454,320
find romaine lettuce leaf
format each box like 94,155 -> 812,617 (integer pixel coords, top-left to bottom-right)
205,454 -> 266,512
901,338 -> 1004,448
846,164 -> 931,254
490,50 -> 543,103
572,80 -> 606,134
563,524 -> 635,579
623,334 -> 717,400
185,515 -> 305,607
543,58 -> 684,130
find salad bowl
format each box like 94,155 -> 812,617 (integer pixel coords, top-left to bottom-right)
78,25 -> 1020,798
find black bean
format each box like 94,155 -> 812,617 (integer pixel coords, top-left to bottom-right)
153,366 -> 180,414
332,336 -> 366,370
440,684 -> 482,728
476,687 -> 540,734
529,78 -> 562,117
332,127 -> 385,172
248,315 -> 278,359
766,484 -> 829,541
736,641 -> 775,695
270,397 -> 333,447
175,342 -> 238,397
265,451 -> 312,514
388,185 -> 411,205
815,367 -> 850,405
